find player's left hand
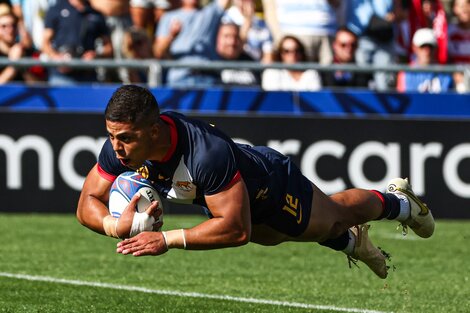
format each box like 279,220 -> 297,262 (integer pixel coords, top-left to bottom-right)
116,232 -> 168,256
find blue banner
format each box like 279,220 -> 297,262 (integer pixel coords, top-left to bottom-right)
0,85 -> 469,118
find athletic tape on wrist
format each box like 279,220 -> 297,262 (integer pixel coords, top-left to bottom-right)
130,212 -> 156,237
181,229 -> 187,249
161,231 -> 168,249
115,219 -> 121,240
103,215 -> 119,238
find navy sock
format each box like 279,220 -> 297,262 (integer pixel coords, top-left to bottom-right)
371,190 -> 401,220
319,231 -> 350,251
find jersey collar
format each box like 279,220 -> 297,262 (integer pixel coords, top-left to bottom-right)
160,115 -> 178,162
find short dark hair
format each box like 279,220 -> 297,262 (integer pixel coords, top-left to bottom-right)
335,26 -> 358,41
105,85 -> 160,125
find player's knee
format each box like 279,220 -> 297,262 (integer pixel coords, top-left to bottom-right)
329,221 -> 347,239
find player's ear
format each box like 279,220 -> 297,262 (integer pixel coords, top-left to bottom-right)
150,121 -> 160,139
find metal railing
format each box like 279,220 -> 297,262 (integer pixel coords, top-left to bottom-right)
1,57 -> 469,90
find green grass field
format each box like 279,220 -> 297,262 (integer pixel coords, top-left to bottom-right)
0,213 -> 468,313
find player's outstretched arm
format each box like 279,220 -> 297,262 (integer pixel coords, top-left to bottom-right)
76,164 -> 113,235
116,178 -> 251,256
187,178 -> 252,248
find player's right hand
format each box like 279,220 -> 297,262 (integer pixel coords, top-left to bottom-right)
115,192 -> 141,238
116,193 -> 163,238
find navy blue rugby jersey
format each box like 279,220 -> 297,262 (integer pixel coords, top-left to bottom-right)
98,111 -> 293,223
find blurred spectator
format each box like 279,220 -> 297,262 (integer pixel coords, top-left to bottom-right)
215,21 -> 259,86
347,0 -> 396,91
154,0 -> 230,87
129,0 -> 173,37
0,3 -> 27,83
448,0 -> 470,93
223,0 -> 274,63
262,35 -> 322,91
10,0 -> 55,51
396,28 -> 453,93
321,27 -> 372,88
262,0 -> 342,64
120,26 -> 153,83
408,0 -> 448,64
42,0 -> 113,85
90,0 -> 132,82
395,0 -> 448,65
394,0 -> 413,64
89,0 -> 132,60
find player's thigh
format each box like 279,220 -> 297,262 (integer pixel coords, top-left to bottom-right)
254,182 -> 338,244
250,224 -> 290,246
251,183 -> 340,244
295,183 -> 343,242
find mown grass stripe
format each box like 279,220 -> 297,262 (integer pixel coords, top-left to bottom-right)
0,272 -> 392,313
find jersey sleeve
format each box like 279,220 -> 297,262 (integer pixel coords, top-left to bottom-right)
97,139 -> 127,181
191,129 -> 241,196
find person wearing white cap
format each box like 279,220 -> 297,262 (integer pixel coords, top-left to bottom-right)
396,28 -> 453,93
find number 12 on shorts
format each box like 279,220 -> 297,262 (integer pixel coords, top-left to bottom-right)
282,194 -> 302,224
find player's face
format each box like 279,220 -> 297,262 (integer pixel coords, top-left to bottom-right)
106,120 -> 156,170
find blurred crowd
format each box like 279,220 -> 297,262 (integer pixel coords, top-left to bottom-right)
0,0 -> 468,93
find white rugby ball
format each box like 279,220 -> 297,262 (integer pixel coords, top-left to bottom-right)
108,171 -> 163,224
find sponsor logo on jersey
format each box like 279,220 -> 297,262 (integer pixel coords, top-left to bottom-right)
255,187 -> 269,200
137,166 -> 149,179
176,181 -> 193,192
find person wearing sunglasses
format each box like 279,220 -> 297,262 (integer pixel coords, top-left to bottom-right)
262,35 -> 321,91
321,26 -> 372,89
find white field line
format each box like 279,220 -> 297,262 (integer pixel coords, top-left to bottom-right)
0,272 -> 393,313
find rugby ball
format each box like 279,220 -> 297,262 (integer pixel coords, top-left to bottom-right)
108,171 -> 163,223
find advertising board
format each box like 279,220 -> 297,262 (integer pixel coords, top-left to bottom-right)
1,112 -> 468,218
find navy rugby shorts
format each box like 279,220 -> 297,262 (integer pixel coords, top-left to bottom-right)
249,146 -> 313,237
